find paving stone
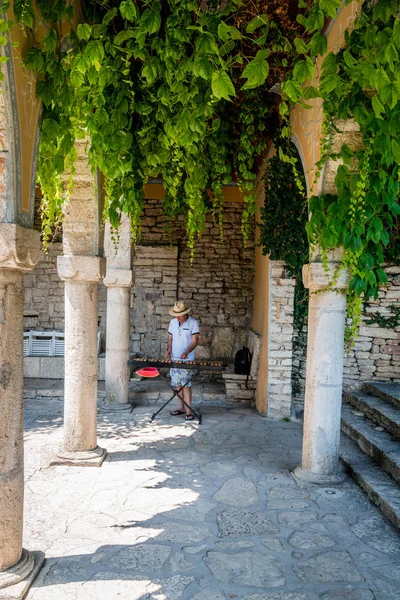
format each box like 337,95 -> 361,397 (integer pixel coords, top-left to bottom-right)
288,530 -> 336,550
213,478 -> 259,506
293,551 -> 363,583
217,508 -> 279,538
191,591 -> 227,600
262,537 -> 285,553
204,551 -> 285,587
167,498 -> 216,522
109,544 -> 171,571
200,460 -> 238,478
277,511 -> 319,528
169,551 -> 195,571
215,540 -> 255,549
243,594 -> 311,600
183,544 -> 207,554
156,522 -> 211,543
371,562 -> 400,582
350,516 -> 400,555
319,590 -> 375,600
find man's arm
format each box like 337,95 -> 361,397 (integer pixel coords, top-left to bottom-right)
165,333 -> 172,359
180,333 -> 200,359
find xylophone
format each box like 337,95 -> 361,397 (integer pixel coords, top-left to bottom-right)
128,357 -> 227,371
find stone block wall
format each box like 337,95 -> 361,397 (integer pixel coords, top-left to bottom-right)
343,265 -> 400,386
131,198 -> 255,360
23,243 -> 65,331
266,261 -> 295,418
292,264 -> 400,404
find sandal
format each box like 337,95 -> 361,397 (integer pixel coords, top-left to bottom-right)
170,410 -> 185,416
185,414 -> 194,421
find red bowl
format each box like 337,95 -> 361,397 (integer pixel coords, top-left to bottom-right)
136,367 -> 160,378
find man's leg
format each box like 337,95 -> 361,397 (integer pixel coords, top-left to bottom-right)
183,386 -> 192,415
176,386 -> 185,412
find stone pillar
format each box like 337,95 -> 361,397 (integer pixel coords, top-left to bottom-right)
103,218 -> 133,407
295,256 -> 349,484
54,256 -> 106,466
53,140 -> 107,467
0,224 -> 44,595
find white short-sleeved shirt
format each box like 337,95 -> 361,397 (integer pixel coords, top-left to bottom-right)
168,316 -> 200,361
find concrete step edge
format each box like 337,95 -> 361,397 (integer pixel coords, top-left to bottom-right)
364,381 -> 400,410
343,390 -> 400,440
341,404 -> 400,484
340,434 -> 400,531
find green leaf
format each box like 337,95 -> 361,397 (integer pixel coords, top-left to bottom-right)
293,57 -> 314,84
77,23 -> 92,41
302,85 -> 320,99
282,79 -> 303,102
36,80 -> 54,107
391,139 -> 400,164
306,6 -> 325,32
193,57 -> 212,80
14,0 -> 34,27
343,50 -> 357,70
217,22 -> 241,42
246,14 -> 269,34
320,0 -> 341,18
196,32 -> 218,55
211,70 -> 235,100
294,38 -> 308,54
385,42 -> 398,67
43,29 -> 57,53
309,32 -> 327,56
241,50 -> 270,90
120,0 -> 138,22
25,47 -> 45,73
140,5 -> 161,34
374,0 -> 398,24
70,69 -> 84,87
142,62 -> 157,84
393,18 -> 400,49
380,79 -> 400,109
321,52 -> 337,75
372,94 -> 385,119
114,30 -> 136,45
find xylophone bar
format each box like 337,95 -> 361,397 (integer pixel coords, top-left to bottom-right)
128,357 -> 227,371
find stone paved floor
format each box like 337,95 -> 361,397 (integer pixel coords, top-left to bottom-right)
23,396 -> 400,600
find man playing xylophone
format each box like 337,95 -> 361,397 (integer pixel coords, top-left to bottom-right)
166,301 -> 200,420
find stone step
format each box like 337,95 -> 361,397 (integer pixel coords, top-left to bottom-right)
341,403 -> 400,484
339,434 -> 400,531
364,381 -> 400,410
343,390 -> 400,440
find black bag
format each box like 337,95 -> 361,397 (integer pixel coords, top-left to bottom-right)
234,346 -> 252,387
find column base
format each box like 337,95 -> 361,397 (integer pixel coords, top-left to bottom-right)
50,446 -> 107,467
0,550 -> 44,599
293,465 -> 346,485
99,400 -> 133,413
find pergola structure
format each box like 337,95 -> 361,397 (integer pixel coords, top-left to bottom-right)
0,2 -> 362,596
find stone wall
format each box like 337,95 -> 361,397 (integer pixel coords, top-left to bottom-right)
343,265 -> 400,386
24,198 -> 255,363
131,199 -> 255,360
23,243 -> 65,331
265,260 -> 295,418
291,264 -> 400,405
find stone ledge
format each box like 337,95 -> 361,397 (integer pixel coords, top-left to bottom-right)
0,224 -> 41,271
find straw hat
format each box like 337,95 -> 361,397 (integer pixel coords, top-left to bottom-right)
169,301 -> 191,317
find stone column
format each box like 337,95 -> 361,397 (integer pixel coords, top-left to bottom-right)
54,256 -> 106,466
103,218 -> 133,407
295,256 -> 349,484
53,140 -> 107,467
0,224 -> 44,595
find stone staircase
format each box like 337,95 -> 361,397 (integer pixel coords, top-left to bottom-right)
340,382 -> 400,530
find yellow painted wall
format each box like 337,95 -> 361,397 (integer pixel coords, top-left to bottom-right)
7,11 -> 41,220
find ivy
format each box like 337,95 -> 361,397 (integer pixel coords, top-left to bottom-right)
365,305 -> 400,329
259,137 -> 309,330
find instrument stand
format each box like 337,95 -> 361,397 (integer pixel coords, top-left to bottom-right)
150,372 -> 202,424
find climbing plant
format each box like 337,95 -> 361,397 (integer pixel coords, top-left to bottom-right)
11,0 -> 315,252
259,136 -> 309,330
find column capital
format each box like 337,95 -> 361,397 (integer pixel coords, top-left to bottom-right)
0,223 -> 41,271
104,268 -> 133,288
57,255 -> 106,283
303,261 -> 349,293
